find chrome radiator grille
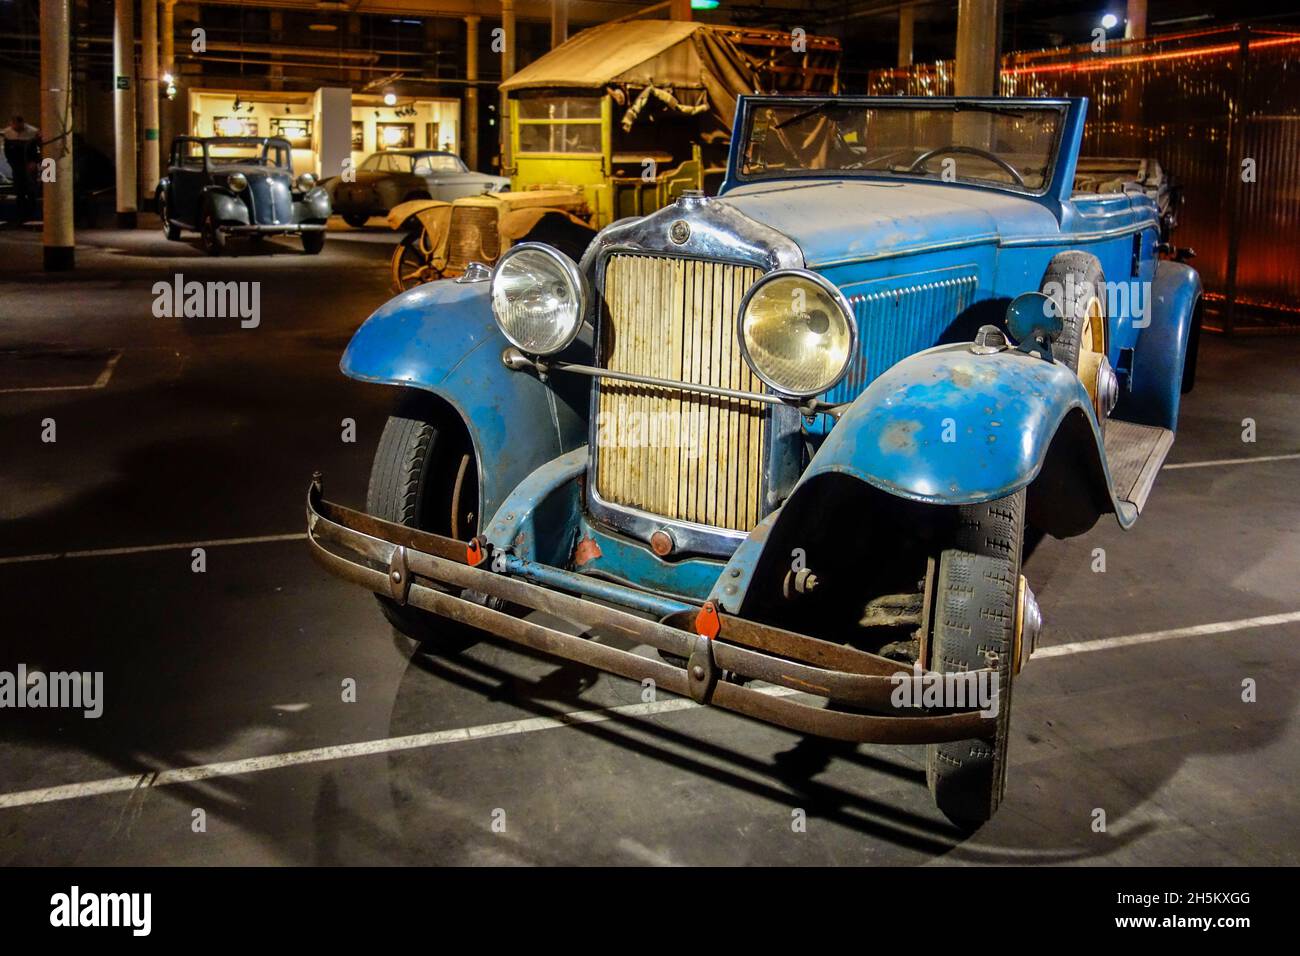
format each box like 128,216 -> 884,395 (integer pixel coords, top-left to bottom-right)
446,206 -> 500,270
595,255 -> 766,532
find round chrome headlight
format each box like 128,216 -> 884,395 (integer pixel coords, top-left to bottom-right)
489,243 -> 588,355
227,172 -> 249,192
296,172 -> 317,191
738,269 -> 856,398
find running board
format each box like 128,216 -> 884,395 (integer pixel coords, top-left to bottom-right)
1104,420 -> 1174,514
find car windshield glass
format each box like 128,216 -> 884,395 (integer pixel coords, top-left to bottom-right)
740,101 -> 1065,193
360,154 -> 382,171
207,140 -> 287,168
413,155 -> 464,174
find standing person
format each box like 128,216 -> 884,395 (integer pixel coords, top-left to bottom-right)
3,115 -> 41,224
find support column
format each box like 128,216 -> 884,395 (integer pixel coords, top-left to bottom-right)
551,0 -> 568,48
160,0 -> 176,152
954,0 -> 1002,96
268,10 -> 284,90
1125,0 -> 1148,40
41,0 -> 75,270
499,0 -> 515,174
898,3 -> 914,69
114,0 -> 137,228
669,0 -> 692,21
140,0 -> 159,206
464,14 -> 480,171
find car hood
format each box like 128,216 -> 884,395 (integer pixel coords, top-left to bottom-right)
719,179 -> 1061,268
421,171 -> 510,189
214,164 -> 289,182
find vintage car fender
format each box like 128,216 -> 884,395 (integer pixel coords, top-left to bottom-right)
796,342 -> 1135,524
201,187 -> 251,225
1118,260 -> 1202,430
295,186 -> 332,222
387,197 -> 450,232
340,280 -> 591,527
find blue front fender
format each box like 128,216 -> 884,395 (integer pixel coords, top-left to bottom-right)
801,343 -> 1133,523
341,281 -> 591,529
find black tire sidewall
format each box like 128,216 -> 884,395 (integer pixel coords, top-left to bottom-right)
1040,252 -> 1106,374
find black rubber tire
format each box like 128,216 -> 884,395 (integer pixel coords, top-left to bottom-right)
200,207 -> 226,256
365,404 -> 481,652
926,490 -> 1024,828
301,231 -> 326,255
342,212 -> 370,228
1039,251 -> 1105,373
158,190 -> 181,240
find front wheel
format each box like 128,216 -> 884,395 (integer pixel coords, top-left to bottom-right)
200,207 -> 227,256
158,190 -> 181,240
342,212 -> 370,228
301,230 -> 326,255
390,234 -> 440,292
366,400 -> 483,653
926,491 -> 1025,828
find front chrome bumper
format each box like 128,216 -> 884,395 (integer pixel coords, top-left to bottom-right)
223,223 -> 326,234
306,476 -> 996,745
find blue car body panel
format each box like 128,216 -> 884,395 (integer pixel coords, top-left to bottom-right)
341,281 -> 590,529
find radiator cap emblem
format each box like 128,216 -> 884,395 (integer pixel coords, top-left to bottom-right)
670,220 -> 690,244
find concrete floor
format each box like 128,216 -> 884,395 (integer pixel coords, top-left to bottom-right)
1,221 -> 1298,866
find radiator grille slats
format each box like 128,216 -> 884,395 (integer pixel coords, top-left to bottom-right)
824,273 -> 978,405
596,255 -> 766,532
446,206 -> 500,271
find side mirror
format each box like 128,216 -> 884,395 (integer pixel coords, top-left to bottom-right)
1005,291 -> 1062,360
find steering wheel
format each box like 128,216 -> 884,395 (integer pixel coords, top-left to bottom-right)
907,145 -> 1026,188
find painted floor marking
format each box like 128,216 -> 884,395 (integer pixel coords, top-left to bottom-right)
1165,452 -> 1300,470
1,611 -> 1297,811
0,532 -> 307,566
1033,610 -> 1300,658
0,350 -> 121,394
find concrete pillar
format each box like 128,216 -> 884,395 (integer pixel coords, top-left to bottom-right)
898,2 -> 914,69
499,0 -> 515,173
669,0 -> 692,21
1125,0 -> 1148,40
41,0 -> 75,270
955,0 -> 1001,97
315,87 -> 352,181
464,15 -> 480,171
551,0 -> 568,48
160,0 -> 175,154
140,0 -> 159,205
114,0 -> 137,228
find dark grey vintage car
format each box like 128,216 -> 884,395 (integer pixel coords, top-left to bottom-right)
326,150 -> 509,227
157,136 -> 331,255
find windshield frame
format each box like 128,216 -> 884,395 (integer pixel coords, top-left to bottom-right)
727,95 -> 1081,202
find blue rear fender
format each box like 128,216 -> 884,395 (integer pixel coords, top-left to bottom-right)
341,280 -> 591,531
1119,260 -> 1202,430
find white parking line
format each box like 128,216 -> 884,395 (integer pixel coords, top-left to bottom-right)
0,687 -> 800,811
0,610 -> 1296,811
1033,611 -> 1300,658
1165,452 -> 1300,470
0,532 -> 307,566
0,350 -> 122,394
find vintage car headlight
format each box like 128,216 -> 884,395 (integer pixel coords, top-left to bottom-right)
489,243 -> 588,355
738,269 -> 857,398
227,172 -> 249,192
296,172 -> 316,191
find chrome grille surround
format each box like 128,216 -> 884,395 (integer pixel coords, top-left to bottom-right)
446,206 -> 501,271
580,194 -> 806,559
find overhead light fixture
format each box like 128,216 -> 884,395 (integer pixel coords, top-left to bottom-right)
383,89 -> 397,106
308,22 -> 338,32
691,0 -> 720,8
1100,13 -> 1119,29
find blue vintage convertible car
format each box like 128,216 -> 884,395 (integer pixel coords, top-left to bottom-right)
308,96 -> 1201,826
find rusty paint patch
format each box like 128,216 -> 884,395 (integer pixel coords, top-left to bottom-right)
573,535 -> 603,566
879,419 -> 922,455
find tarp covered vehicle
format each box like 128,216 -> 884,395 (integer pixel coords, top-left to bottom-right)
309,96 -> 1202,827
